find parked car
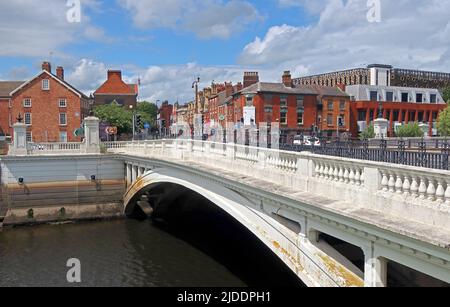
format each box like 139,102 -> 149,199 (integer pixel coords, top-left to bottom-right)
293,135 -> 303,145
304,136 -> 321,147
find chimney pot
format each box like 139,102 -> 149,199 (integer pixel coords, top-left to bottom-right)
42,62 -> 52,73
56,66 -> 64,80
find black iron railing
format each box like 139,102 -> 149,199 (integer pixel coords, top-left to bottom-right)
280,139 -> 450,171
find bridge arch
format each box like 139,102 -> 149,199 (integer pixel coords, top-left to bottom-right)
123,168 -> 350,287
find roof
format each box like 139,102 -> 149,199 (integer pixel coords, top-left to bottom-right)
94,74 -> 137,95
0,81 -> 25,97
308,84 -> 349,98
10,71 -> 88,99
240,82 -> 317,95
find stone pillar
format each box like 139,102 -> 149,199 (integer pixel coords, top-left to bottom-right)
84,116 -> 100,154
364,245 -> 388,287
9,122 -> 28,156
126,164 -> 132,188
131,165 -> 137,183
373,118 -> 389,139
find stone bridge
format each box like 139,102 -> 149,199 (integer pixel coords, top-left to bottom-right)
104,139 -> 450,287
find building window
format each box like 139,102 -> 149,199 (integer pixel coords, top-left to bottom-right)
297,106 -> 304,125
26,132 -> 32,142
297,95 -> 304,104
246,95 -> 254,106
327,114 -> 333,126
59,99 -> 67,108
280,98 -> 288,125
338,115 -> 345,127
264,106 -> 273,113
416,93 -> 423,103
386,92 -> 394,102
327,101 -> 334,111
59,132 -> 68,143
339,100 -> 346,111
24,113 -> 32,125
23,98 -> 32,107
42,79 -> 50,90
430,94 -> 437,104
370,91 -> 378,101
401,93 -> 409,102
59,113 -> 67,126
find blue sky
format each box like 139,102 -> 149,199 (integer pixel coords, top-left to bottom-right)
1,0 -> 450,101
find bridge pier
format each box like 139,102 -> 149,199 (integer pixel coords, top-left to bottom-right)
364,245 -> 388,287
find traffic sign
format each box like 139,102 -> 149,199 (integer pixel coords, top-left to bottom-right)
105,126 -> 118,135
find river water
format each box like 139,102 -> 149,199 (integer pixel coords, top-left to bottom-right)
0,214 -> 304,287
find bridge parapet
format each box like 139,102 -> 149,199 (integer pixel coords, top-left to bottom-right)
105,139 -> 450,233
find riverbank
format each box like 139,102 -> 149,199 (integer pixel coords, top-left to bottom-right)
1,202 -> 124,227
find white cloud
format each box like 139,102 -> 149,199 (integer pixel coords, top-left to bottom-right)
241,0 -> 450,75
118,0 -> 261,39
64,58 -> 286,103
0,0 -> 106,57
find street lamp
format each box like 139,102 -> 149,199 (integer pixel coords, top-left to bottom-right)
129,105 -> 136,141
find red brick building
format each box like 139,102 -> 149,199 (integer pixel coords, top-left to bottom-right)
1,62 -> 90,143
345,85 -> 447,136
158,101 -> 173,134
0,81 -> 25,139
94,70 -> 138,108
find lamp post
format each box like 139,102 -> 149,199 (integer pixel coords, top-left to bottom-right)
129,105 -> 135,141
192,77 -> 201,138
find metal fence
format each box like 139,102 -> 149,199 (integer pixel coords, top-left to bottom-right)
281,139 -> 450,170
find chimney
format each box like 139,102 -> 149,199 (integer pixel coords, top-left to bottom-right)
243,72 -> 259,88
56,66 -> 64,80
107,70 -> 122,80
225,82 -> 233,97
42,61 -> 52,73
282,71 -> 292,87
236,82 -> 243,92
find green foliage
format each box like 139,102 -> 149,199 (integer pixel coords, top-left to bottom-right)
94,104 -> 133,134
442,86 -> 450,104
359,124 -> 375,140
136,101 -> 158,129
395,122 -> 424,138
437,106 -> 450,137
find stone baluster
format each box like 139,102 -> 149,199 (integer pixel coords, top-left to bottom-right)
388,173 -> 396,193
355,169 -> 361,186
445,181 -> 450,205
402,175 -> 411,196
381,171 -> 389,192
410,177 -> 419,197
435,180 -> 445,203
349,168 -> 356,185
418,178 -> 427,199
333,165 -> 339,182
315,163 -> 321,178
324,164 -> 330,180
427,179 -> 436,201
338,167 -> 344,182
395,174 -> 403,194
360,170 -> 365,186
344,168 -> 350,183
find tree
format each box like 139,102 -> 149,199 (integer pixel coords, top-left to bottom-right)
396,122 -> 424,138
136,101 -> 158,129
94,104 -> 133,134
442,86 -> 450,104
437,106 -> 450,137
359,124 -> 375,140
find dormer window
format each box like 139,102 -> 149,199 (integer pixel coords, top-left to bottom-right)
42,79 -> 50,91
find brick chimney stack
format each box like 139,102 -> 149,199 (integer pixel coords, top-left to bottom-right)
243,72 -> 259,88
108,70 -> 122,80
56,66 -> 64,80
236,82 -> 243,92
42,61 -> 52,73
282,71 -> 292,87
225,82 -> 233,97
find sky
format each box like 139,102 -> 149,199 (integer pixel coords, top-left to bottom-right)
0,0 -> 450,102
